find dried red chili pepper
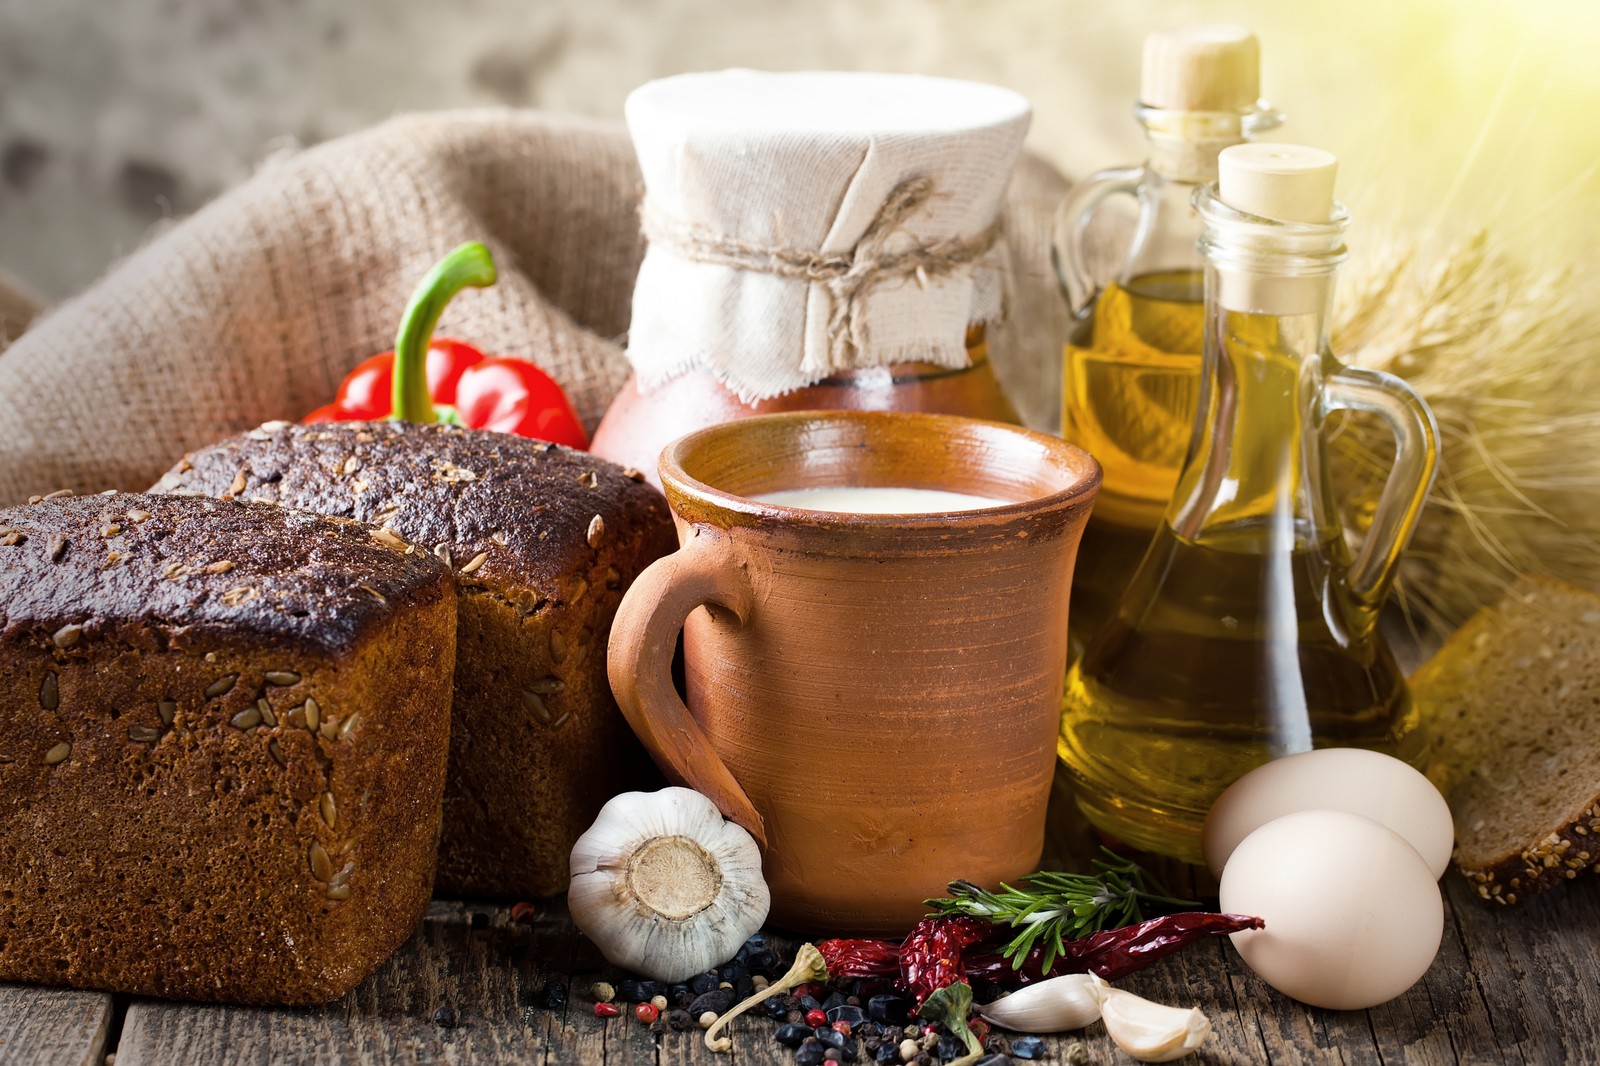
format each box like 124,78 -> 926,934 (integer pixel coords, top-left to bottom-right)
899,916 -> 991,1003
964,912 -> 1263,985
817,938 -> 901,982
820,911 -> 1262,994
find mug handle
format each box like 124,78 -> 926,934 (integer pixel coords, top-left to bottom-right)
607,526 -> 767,848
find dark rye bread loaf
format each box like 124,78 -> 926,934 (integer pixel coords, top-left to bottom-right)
153,421 -> 676,897
1413,576 -> 1600,905
0,492 -> 456,1004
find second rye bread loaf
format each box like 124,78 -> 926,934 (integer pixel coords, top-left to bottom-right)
154,421 -> 676,896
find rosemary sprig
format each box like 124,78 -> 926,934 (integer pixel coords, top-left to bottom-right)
923,849 -> 1197,972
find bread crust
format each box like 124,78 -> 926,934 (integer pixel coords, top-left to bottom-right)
154,421 -> 675,896
1458,810 -> 1600,906
0,493 -> 456,1003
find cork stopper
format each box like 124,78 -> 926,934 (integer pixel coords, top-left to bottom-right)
1141,24 -> 1260,112
1218,143 -> 1338,223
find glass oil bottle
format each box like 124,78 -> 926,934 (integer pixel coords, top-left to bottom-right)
1053,24 -> 1281,655
1058,144 -> 1440,863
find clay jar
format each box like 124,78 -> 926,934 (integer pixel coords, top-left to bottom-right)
590,327 -> 1019,487
607,411 -> 1100,933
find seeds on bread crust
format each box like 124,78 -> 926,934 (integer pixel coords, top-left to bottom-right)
1464,806 -> 1600,905
522,691 -> 552,724
205,674 -> 239,699
369,528 -> 408,551
264,671 -> 301,686
308,840 -> 334,882
319,792 -> 338,829
42,741 -> 71,765
39,674 -> 59,711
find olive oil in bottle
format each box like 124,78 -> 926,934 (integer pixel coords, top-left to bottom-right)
1060,525 -> 1424,860
1054,24 -> 1281,655
1063,270 -> 1204,528
1058,144 -> 1440,863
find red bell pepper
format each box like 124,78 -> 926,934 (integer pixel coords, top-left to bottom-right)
305,242 -> 588,449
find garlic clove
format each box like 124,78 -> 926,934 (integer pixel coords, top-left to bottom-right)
1098,987 -> 1212,1063
977,973 -> 1105,1033
569,786 -> 770,983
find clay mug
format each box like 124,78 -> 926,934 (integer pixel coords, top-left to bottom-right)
608,411 -> 1100,933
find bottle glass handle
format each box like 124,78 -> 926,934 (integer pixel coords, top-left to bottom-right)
1321,364 -> 1440,613
1051,166 -> 1144,317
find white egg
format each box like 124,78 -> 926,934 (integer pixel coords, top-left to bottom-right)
1202,748 -> 1453,878
1220,810 -> 1443,1011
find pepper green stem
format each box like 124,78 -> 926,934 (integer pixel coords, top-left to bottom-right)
391,241 -> 497,423
704,943 -> 828,1054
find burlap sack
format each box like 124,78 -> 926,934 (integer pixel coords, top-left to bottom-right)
0,270 -> 40,348
0,109 -> 1070,505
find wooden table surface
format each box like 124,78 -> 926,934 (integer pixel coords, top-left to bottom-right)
2,768 -> 1595,1066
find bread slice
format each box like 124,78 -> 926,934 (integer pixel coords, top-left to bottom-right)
1412,575 -> 1600,904
153,420 -> 676,897
0,492 -> 456,1003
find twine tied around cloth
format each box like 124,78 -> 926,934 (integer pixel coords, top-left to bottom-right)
640,177 -> 1000,374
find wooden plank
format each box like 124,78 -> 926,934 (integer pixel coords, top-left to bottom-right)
0,985 -> 112,1066
115,901 -> 561,1066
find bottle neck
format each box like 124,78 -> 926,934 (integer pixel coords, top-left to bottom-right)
1167,188 -> 1349,550
1138,103 -> 1282,182
1122,104 -> 1282,284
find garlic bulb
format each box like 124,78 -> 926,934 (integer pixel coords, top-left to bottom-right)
1098,986 -> 1212,1063
569,787 -> 770,983
977,973 -> 1104,1033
